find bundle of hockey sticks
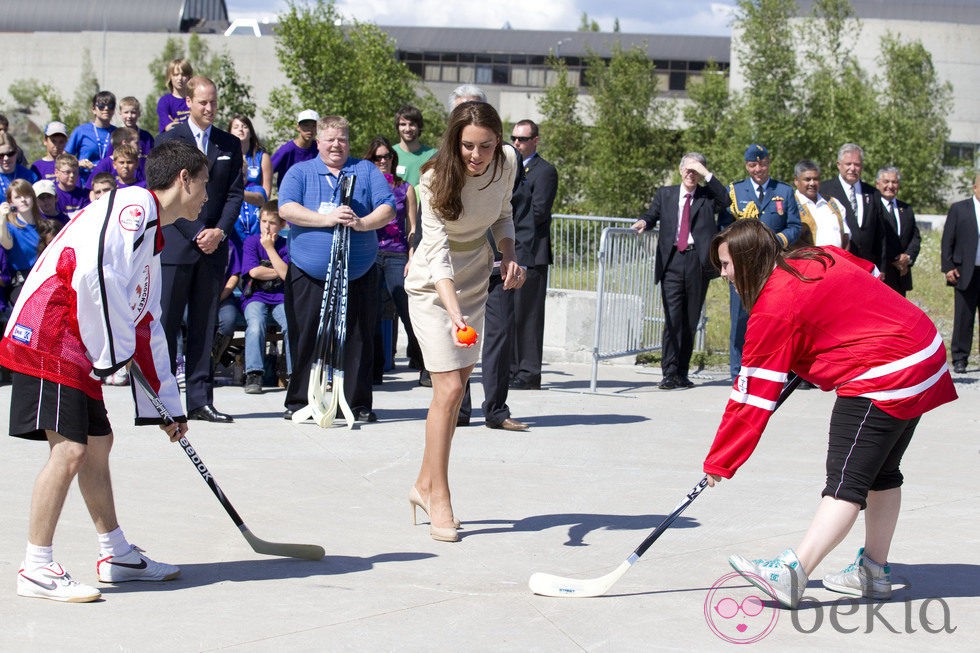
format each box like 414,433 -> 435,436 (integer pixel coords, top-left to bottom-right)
292,174 -> 357,429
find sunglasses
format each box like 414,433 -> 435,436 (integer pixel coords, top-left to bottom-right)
0,151 -> 16,158
95,103 -> 116,110
511,135 -> 533,143
372,153 -> 393,162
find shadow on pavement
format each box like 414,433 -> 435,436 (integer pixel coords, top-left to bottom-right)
459,512 -> 699,544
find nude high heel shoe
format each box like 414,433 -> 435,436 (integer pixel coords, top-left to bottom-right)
409,487 -> 461,530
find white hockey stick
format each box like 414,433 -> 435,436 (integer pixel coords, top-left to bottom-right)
529,373 -> 802,597
131,365 -> 325,560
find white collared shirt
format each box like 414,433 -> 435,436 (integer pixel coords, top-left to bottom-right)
796,190 -> 850,247
881,196 -> 900,232
839,175 -> 864,227
188,120 -> 212,154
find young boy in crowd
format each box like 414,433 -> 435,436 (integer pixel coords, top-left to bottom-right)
240,201 -> 290,394
89,173 -> 117,203
30,122 -> 69,182
87,128 -> 145,189
115,97 -> 155,161
54,154 -> 89,215
111,144 -> 145,189
32,180 -> 70,225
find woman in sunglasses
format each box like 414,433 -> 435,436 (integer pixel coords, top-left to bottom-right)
363,136 -> 422,379
66,91 -> 118,181
0,133 -> 37,197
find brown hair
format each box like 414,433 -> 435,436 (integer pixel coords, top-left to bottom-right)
166,58 -> 194,94
5,179 -> 43,226
709,219 -> 834,310
422,101 -> 504,221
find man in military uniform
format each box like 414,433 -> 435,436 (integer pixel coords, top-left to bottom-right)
722,144 -> 802,379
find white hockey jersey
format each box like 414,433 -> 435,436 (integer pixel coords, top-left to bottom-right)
0,187 -> 184,423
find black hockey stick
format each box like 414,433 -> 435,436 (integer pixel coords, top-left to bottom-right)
529,372 -> 803,597
130,365 -> 324,560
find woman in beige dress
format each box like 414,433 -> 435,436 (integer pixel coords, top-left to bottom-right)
405,101 -> 523,542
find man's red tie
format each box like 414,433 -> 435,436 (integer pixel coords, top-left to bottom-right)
678,192 -> 692,251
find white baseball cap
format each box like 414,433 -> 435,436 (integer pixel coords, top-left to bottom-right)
45,121 -> 69,137
296,109 -> 319,124
33,179 -> 57,197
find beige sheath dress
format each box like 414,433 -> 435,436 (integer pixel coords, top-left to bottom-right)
405,147 -> 517,372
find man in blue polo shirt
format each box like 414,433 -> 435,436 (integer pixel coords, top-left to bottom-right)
278,115 -> 395,423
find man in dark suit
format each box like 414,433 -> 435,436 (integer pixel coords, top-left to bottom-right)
820,143 -> 890,270
156,77 -> 244,422
722,144 -> 802,379
633,153 -> 728,389
508,119 -> 558,391
941,173 -> 980,374
877,166 -> 920,297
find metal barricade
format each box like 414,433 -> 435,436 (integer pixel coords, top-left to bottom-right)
590,227 -> 662,391
549,214 -> 634,290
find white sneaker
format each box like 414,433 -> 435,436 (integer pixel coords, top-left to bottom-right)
729,548 -> 808,609
96,545 -> 180,583
823,547 -> 892,600
17,562 -> 101,603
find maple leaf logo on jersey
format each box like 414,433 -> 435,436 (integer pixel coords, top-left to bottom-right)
130,265 -> 151,317
119,204 -> 146,231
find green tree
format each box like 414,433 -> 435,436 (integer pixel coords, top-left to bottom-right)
268,0 -> 443,155
682,61 -> 747,184
578,12 -> 600,32
870,33 -> 953,211
581,43 -> 674,217
536,56 -> 585,212
794,0 -> 870,173
731,0 -> 801,180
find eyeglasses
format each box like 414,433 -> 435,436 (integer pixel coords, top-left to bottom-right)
511,135 -> 533,143
95,103 -> 115,110
0,151 -> 16,158
372,153 -> 393,162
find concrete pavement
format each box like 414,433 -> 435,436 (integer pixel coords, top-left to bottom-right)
0,360 -> 976,651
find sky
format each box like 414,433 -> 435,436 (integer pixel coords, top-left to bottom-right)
225,0 -> 738,36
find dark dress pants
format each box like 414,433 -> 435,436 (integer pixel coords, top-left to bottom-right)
660,248 -> 708,380
458,273 -> 512,424
951,267 -> 980,365
284,263 -> 378,413
510,264 -> 547,386
161,259 -> 224,412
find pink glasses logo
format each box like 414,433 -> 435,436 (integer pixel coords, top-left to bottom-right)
704,572 -> 780,644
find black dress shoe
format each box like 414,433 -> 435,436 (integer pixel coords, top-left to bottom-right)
659,376 -> 678,390
678,376 -> 695,388
486,417 -> 529,431
353,408 -> 378,423
418,370 -> 432,387
188,405 -> 233,423
456,415 -> 471,426
283,408 -> 295,420
953,362 -> 967,374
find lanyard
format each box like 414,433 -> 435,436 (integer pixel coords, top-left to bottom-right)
92,123 -> 109,159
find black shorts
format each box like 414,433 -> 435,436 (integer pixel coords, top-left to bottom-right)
822,395 -> 919,509
9,373 -> 112,444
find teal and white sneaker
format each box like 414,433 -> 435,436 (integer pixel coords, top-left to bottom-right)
97,545 -> 180,583
729,548 -> 808,609
823,547 -> 892,600
17,562 -> 101,603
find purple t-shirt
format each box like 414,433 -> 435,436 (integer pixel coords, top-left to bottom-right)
270,140 -> 318,191
157,94 -> 190,133
30,159 -> 56,182
376,176 -> 410,254
85,157 -> 146,189
241,233 -> 289,308
56,185 -> 90,214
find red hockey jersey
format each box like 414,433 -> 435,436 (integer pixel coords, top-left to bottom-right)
0,187 -> 184,423
704,247 -> 957,478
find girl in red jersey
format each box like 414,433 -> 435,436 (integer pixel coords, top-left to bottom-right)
704,219 -> 956,609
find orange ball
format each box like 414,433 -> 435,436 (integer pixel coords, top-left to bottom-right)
456,326 -> 478,345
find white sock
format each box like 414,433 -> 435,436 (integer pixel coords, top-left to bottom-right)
98,527 -> 131,557
25,543 -> 53,570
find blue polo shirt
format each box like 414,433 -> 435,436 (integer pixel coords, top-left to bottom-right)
278,156 -> 394,281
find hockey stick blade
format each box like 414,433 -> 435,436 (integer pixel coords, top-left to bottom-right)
131,366 -> 325,560
241,528 -> 325,561
529,373 -> 803,598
